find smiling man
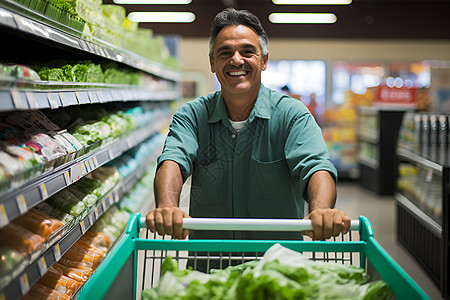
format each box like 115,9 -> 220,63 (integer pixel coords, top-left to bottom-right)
146,8 -> 350,243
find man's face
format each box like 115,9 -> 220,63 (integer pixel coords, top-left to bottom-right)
210,25 -> 268,97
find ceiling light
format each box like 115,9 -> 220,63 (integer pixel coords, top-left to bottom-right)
128,12 -> 196,23
113,0 -> 191,4
273,0 -> 351,4
269,13 -> 337,24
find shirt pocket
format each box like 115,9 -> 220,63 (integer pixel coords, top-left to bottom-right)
248,158 -> 299,218
190,159 -> 230,217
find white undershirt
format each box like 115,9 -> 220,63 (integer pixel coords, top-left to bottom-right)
229,119 -> 247,133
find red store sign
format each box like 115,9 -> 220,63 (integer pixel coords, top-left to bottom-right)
376,86 -> 417,108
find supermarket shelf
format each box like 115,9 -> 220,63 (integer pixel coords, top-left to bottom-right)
0,86 -> 180,112
0,5 -> 180,82
0,123 -> 161,228
397,147 -> 443,174
395,192 -> 442,239
358,155 -> 379,169
357,132 -> 379,144
0,157 -> 152,300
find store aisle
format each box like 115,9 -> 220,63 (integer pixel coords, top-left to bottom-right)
335,181 -> 444,300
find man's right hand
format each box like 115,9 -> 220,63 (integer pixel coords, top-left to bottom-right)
146,207 -> 191,239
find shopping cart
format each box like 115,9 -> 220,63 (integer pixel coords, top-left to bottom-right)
77,213 -> 429,300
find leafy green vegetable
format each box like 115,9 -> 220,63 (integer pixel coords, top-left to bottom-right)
142,244 -> 392,300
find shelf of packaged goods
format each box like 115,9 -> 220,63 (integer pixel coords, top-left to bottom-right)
397,147 -> 443,174
0,122 -> 163,229
357,132 -> 379,144
395,192 -> 442,237
0,85 -> 180,112
0,5 -> 181,83
358,154 -> 379,169
0,154 -> 153,300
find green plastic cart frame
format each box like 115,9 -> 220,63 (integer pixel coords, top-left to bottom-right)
77,213 -> 429,300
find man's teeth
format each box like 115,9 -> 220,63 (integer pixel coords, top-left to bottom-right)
229,71 -> 247,76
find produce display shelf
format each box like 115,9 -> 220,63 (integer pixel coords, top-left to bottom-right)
0,124 -> 160,228
397,147 -> 443,174
395,193 -> 442,237
0,86 -> 180,112
0,153 -> 153,300
0,5 -> 181,82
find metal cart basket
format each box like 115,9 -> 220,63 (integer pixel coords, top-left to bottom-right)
77,213 -> 429,300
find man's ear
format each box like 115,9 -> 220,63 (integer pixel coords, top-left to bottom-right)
262,52 -> 269,71
209,56 -> 215,73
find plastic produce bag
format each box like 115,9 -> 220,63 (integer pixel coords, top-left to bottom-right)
36,268 -> 83,297
12,210 -> 64,240
79,230 -> 111,254
22,283 -> 70,300
32,202 -> 74,225
0,245 -> 24,278
59,239 -> 104,270
24,133 -> 67,161
0,223 -> 44,256
47,189 -> 86,217
51,262 -> 93,283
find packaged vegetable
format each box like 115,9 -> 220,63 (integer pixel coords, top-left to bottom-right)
0,223 -> 44,256
60,239 -> 104,270
24,133 -> 67,161
79,230 -> 111,254
32,202 -> 74,225
36,268 -> 83,297
47,189 -> 86,217
0,245 -> 24,278
22,283 -> 70,300
51,262 -> 93,283
65,185 -> 98,208
12,210 -> 64,240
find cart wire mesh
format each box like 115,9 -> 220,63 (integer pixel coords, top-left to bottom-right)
137,227 -> 360,295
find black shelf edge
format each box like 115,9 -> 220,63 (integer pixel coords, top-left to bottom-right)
0,120 -> 164,227
0,87 -> 180,112
397,147 -> 443,174
0,5 -> 181,82
395,192 -> 442,237
0,134 -> 161,300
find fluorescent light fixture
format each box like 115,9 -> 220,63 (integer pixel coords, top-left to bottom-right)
269,13 -> 337,24
128,12 -> 196,23
113,0 -> 191,4
273,0 -> 351,4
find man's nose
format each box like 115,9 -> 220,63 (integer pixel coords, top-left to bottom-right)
230,51 -> 244,66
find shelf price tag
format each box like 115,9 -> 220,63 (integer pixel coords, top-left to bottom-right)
88,213 -> 93,225
108,149 -> 115,160
89,158 -> 95,170
84,160 -> 91,173
37,257 -> 48,276
81,161 -> 87,175
64,170 -> 71,185
39,183 -> 49,200
0,204 -> 8,227
101,199 -> 107,212
0,292 -> 5,300
94,207 -> 99,219
19,273 -> 30,294
59,92 -> 68,107
53,243 -> 62,261
113,189 -> 119,203
80,219 -> 87,234
47,93 -> 59,109
93,156 -> 99,167
108,193 -> 114,206
70,163 -> 83,182
16,194 -> 27,214
25,91 -> 39,109
11,89 -> 26,110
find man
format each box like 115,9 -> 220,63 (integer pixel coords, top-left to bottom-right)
146,8 -> 350,241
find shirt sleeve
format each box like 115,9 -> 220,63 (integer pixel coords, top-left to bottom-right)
157,104 -> 199,182
284,108 -> 338,195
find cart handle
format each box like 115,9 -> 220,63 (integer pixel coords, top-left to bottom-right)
140,217 -> 359,232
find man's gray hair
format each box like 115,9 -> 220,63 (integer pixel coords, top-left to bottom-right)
209,8 -> 269,59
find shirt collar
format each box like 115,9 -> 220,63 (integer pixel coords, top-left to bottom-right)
208,84 -> 271,124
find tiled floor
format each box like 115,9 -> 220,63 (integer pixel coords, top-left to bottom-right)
335,181 -> 444,300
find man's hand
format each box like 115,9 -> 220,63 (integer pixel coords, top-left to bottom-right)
146,207 -> 192,239
302,208 -> 351,240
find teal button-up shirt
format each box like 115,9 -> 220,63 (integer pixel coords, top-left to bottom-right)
158,84 -> 337,240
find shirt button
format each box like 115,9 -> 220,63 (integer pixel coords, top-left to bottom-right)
231,134 -> 236,139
